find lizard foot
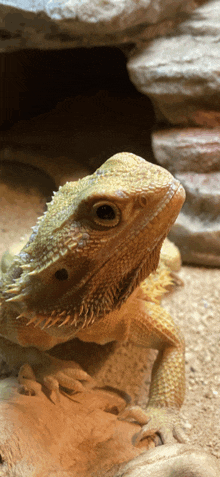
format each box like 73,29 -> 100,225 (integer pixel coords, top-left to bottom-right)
118,405 -> 188,446
18,353 -> 94,400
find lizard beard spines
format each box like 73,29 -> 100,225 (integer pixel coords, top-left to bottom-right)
34,239 -> 165,332
16,309 -> 80,331
9,234 -> 165,333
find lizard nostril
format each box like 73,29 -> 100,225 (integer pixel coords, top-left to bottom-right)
54,268 -> 69,281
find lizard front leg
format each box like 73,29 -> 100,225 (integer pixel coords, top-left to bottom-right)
77,288 -> 186,446
118,296 -> 186,445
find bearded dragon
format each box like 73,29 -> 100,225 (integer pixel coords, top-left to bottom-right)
0,152 -> 186,445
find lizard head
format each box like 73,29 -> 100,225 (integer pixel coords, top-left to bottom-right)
3,153 -> 185,335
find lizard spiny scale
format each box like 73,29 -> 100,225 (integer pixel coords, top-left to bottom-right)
25,315 -> 39,326
41,317 -> 53,329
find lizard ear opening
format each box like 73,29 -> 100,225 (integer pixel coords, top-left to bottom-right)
54,268 -> 69,281
92,201 -> 120,227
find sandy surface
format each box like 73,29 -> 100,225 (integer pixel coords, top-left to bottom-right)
163,267 -> 220,459
0,158 -> 220,463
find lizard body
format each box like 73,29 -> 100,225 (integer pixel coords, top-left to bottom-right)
0,152 -> 185,444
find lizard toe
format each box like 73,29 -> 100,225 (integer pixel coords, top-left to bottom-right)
18,363 -> 43,396
37,354 -> 95,396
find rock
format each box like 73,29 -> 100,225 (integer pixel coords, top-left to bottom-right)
127,0 -> 220,126
152,128 -> 220,174
0,378 -> 219,477
169,171 -> 220,266
0,377 -> 152,477
152,128 -> 220,265
0,0 -> 199,51
37,0 -> 193,33
115,443 -> 220,477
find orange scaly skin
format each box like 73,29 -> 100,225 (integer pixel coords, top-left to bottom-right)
0,153 -> 185,445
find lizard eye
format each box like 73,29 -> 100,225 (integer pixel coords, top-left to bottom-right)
92,201 -> 120,227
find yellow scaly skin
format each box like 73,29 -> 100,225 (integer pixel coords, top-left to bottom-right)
0,153 -> 185,445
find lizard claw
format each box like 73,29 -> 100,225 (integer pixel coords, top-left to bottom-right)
118,405 -> 188,446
